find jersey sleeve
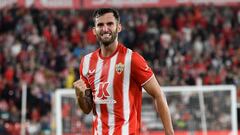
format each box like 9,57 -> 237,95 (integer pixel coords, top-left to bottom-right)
79,56 -> 90,88
131,52 -> 154,86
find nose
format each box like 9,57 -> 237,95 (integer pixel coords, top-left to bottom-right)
101,24 -> 109,32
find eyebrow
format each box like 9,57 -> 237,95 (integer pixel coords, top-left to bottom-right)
107,22 -> 114,25
97,23 -> 104,26
96,21 -> 115,26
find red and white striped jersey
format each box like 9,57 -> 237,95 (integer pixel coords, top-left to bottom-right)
79,43 -> 153,135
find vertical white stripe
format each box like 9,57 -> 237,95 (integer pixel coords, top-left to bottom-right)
94,58 -> 104,135
82,53 -> 92,78
107,53 -> 118,135
122,49 -> 132,135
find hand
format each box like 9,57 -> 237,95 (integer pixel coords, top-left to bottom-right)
73,79 -> 93,114
73,79 -> 89,97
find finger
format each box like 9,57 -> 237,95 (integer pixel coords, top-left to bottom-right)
73,80 -> 79,87
73,79 -> 82,87
73,79 -> 90,92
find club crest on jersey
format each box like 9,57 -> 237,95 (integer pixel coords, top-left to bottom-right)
115,63 -> 124,74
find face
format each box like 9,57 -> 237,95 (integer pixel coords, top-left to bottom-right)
93,13 -> 121,46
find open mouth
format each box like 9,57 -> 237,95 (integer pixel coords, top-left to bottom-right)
102,33 -> 111,38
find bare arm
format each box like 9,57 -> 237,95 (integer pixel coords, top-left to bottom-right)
143,76 -> 174,135
73,79 -> 93,114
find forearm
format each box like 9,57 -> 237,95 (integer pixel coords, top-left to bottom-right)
76,89 -> 93,114
155,95 -> 174,135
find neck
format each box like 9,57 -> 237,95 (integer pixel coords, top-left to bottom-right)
100,40 -> 118,57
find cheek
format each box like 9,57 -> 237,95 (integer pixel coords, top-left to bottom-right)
94,29 -> 101,36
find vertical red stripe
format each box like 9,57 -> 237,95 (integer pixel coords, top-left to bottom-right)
129,80 -> 135,134
87,52 -> 98,135
113,51 -> 127,135
100,59 -> 111,135
128,69 -> 140,134
79,56 -> 84,77
136,89 -> 142,134
128,85 -> 142,135
79,57 -> 89,86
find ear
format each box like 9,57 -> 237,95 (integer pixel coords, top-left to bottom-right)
117,23 -> 122,33
92,27 -> 96,35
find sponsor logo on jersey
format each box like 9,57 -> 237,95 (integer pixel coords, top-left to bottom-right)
88,69 -> 95,75
95,82 -> 116,104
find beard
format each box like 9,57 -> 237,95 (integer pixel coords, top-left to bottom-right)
96,28 -> 118,46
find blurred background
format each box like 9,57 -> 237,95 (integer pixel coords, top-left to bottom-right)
0,0 -> 240,135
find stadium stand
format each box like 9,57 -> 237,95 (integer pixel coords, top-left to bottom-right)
0,3 -> 240,134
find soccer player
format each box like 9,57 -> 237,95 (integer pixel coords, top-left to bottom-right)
73,8 -> 174,135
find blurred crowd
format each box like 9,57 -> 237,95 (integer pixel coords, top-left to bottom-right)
0,4 -> 240,134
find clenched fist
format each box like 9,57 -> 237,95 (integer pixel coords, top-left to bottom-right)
73,79 -> 90,97
73,79 -> 93,114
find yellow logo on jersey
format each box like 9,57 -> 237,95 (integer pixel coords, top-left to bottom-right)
115,63 -> 124,74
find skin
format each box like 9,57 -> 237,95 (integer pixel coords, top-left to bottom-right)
73,12 -> 174,135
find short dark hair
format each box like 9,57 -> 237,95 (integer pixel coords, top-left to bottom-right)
93,8 -> 120,23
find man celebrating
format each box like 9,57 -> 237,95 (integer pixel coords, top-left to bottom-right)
73,8 -> 174,135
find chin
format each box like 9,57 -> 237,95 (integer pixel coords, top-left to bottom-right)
102,42 -> 112,46
101,40 -> 114,46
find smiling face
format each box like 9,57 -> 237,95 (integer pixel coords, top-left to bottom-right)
93,12 -> 121,46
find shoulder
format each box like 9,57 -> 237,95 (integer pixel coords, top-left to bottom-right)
118,43 -> 130,54
118,43 -> 140,57
81,49 -> 99,61
131,51 -> 145,62
117,44 -> 145,62
131,51 -> 149,71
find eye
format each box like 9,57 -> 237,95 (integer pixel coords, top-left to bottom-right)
97,23 -> 104,27
107,22 -> 114,26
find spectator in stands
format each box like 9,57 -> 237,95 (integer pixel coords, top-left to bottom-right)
0,4 -> 239,133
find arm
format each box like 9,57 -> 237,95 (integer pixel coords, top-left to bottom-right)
73,79 -> 93,114
143,76 -> 174,135
130,52 -> 174,134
